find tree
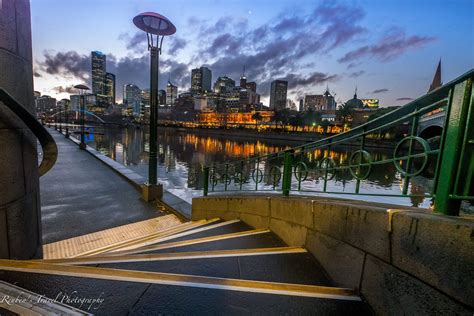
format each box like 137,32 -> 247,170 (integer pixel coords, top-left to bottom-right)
302,109 -> 322,128
274,109 -> 291,131
252,112 -> 263,131
336,103 -> 355,125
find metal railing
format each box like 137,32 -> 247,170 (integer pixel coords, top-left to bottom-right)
203,70 -> 474,216
0,88 -> 57,176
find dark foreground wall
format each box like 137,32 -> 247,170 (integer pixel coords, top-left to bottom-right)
193,195 -> 474,315
0,0 -> 42,259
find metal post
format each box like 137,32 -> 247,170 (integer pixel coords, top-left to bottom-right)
282,150 -> 294,196
434,77 -> 473,215
148,46 -> 159,185
65,103 -> 69,138
203,167 -> 209,196
59,104 -> 63,133
79,94 -> 86,149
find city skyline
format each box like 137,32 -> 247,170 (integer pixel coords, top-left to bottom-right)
31,0 -> 473,106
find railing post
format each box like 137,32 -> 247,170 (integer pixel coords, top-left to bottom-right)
434,77 -> 473,215
282,150 -> 294,196
203,167 -> 209,196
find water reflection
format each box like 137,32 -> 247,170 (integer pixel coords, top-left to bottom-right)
79,125 -> 432,206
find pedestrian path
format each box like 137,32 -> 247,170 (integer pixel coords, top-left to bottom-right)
40,130 -> 167,244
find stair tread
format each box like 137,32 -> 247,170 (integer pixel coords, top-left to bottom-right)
98,253 -> 332,286
0,271 -> 370,315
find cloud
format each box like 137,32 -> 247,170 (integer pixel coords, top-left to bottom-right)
52,85 -> 76,94
396,97 -> 413,101
191,2 -> 365,98
349,70 -> 365,78
338,29 -> 435,63
38,50 -> 191,100
371,88 -> 388,94
39,50 -> 90,80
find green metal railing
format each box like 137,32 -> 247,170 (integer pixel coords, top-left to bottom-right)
202,70 -> 474,216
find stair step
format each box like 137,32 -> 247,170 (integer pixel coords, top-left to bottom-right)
39,247 -> 306,265
0,269 -> 371,315
0,259 -> 360,301
105,228 -> 271,256
109,219 -> 241,253
80,218 -> 220,257
42,214 -> 182,259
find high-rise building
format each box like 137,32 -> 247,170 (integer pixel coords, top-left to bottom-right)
213,76 -> 235,94
269,80 -> 288,111
123,84 -> 141,116
91,51 -> 106,95
70,95 -> 81,111
36,95 -> 57,113
158,90 -> 166,105
191,66 -> 212,93
104,72 -> 116,104
246,81 -> 257,93
299,99 -> 304,112
166,80 -> 178,106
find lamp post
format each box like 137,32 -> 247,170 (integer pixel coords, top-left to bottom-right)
59,102 -> 63,134
65,100 -> 70,138
133,12 -> 176,201
74,84 -> 90,149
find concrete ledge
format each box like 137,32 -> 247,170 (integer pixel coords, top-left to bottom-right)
192,194 -> 474,314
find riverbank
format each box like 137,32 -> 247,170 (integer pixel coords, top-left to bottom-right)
159,126 -> 398,149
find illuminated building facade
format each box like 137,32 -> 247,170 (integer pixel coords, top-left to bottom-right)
91,51 -> 106,95
213,76 -> 235,94
270,80 -> 288,111
104,72 -> 116,105
123,84 -> 141,116
191,66 -> 212,93
166,81 -> 178,106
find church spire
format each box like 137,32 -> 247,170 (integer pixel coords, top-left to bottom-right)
354,86 -> 358,99
429,59 -> 442,92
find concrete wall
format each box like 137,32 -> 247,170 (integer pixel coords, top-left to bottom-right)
0,0 -> 42,259
192,195 -> 474,315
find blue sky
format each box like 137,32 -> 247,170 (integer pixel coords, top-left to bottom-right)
31,0 -> 473,106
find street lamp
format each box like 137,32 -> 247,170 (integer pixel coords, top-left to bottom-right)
133,12 -> 176,201
59,102 -> 63,134
65,100 -> 70,138
74,84 -> 90,150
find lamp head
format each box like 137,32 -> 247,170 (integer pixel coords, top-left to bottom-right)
133,12 -> 176,36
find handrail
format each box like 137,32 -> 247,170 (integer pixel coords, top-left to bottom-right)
203,69 -> 474,216
0,88 -> 58,176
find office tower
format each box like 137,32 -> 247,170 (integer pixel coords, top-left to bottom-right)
36,95 -> 57,113
213,76 -> 235,94
269,80 -> 288,111
158,90 -> 166,105
104,72 -> 116,104
166,80 -> 178,106
123,84 -> 141,116
91,51 -> 106,95
191,66 -> 212,93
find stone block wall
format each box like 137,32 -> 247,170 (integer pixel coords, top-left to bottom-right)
192,195 -> 474,315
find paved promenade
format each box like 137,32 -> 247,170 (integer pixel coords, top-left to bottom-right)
40,130 -> 165,244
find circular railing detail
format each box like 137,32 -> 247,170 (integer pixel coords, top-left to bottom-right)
269,166 -> 282,186
319,157 -> 336,181
252,168 -> 264,183
393,136 -> 431,177
349,150 -> 372,180
294,161 -> 308,182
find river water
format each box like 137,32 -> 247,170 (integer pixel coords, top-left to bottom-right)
76,125 -> 433,208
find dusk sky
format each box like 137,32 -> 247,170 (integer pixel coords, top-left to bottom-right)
31,0 -> 473,106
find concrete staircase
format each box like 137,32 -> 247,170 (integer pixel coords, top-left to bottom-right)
0,218 -> 372,315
